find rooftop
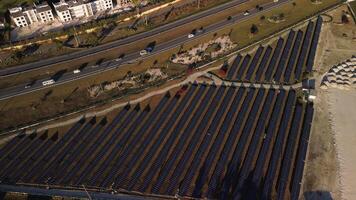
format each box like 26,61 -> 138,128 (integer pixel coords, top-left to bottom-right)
36,2 -> 52,13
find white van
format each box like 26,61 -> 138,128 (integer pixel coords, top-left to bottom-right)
140,50 -> 148,56
42,79 -> 55,86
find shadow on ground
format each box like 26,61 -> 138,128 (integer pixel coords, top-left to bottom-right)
304,190 -> 333,200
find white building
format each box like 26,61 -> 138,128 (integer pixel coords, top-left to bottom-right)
36,2 -> 55,23
67,0 -> 94,18
9,6 -> 37,27
90,0 -> 114,12
53,1 -> 73,22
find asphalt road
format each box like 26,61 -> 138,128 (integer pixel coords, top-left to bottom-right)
0,0 -> 250,77
0,0 -> 290,101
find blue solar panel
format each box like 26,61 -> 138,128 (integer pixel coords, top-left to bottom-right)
232,89 -> 276,199
136,85 -> 200,192
227,55 -> 242,79
250,90 -> 287,188
58,107 -> 129,184
179,87 -> 244,197
277,104 -> 303,200
36,118 -> 96,183
264,39 -> 284,81
306,17 -> 322,72
273,31 -> 296,82
290,104 -> 314,200
98,94 -> 171,188
245,47 -> 264,81
151,85 -> 221,194
9,133 -> 57,182
234,55 -> 251,80
175,87 -> 236,196
207,88 -> 254,198
220,88 -> 265,199
261,90 -> 296,200
283,30 -> 303,83
114,94 -> 181,188
20,119 -> 85,183
295,21 -> 314,80
254,46 -> 273,82
78,108 -> 146,186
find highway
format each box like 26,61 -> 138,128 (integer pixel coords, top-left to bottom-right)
0,0 -> 290,101
0,0 -> 250,77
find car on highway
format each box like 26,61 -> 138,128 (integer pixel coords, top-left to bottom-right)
25,80 -> 36,88
140,50 -> 148,56
42,79 -> 55,86
116,53 -> 125,61
244,10 -> 250,16
140,44 -> 155,56
188,33 -> 195,39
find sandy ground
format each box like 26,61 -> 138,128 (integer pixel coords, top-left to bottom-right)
328,89 -> 356,200
302,4 -> 356,200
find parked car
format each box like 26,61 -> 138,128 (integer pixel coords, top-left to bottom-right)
244,10 -> 250,16
73,69 -> 81,74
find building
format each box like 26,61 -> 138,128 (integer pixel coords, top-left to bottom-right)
53,1 -> 73,22
90,0 -> 114,13
65,0 -> 114,19
36,2 -> 55,23
9,3 -> 54,27
9,6 -> 36,27
67,0 -> 94,18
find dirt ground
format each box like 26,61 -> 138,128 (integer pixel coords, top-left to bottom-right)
302,4 -> 356,200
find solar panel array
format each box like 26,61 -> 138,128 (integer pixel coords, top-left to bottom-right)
0,83 -> 314,200
224,18 -> 322,84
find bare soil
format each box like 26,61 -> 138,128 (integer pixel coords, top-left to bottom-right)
302,4 -> 356,200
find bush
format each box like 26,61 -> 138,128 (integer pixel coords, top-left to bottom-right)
250,24 -> 259,34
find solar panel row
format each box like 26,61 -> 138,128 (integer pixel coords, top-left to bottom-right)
224,19 -> 321,84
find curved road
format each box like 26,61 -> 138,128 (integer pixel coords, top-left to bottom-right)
0,0 -> 290,100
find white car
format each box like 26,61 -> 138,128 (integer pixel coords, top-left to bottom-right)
188,34 -> 195,39
73,69 -> 81,74
243,11 -> 250,16
42,79 -> 55,86
140,50 -> 148,56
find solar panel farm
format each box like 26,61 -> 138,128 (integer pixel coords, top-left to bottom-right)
0,83 -> 314,200
221,17 -> 322,84
0,14 -> 326,199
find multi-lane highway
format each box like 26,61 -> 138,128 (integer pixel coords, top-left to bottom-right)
0,0 -> 250,77
0,0 -> 290,100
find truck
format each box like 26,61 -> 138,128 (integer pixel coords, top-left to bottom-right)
140,42 -> 156,56
42,79 -> 55,86
140,46 -> 154,56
